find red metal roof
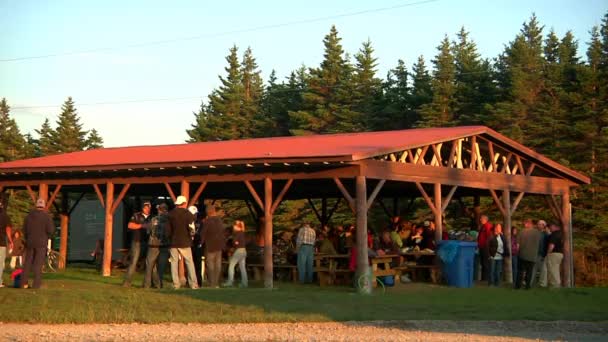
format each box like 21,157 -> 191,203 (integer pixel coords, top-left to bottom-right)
0,126 -> 485,169
0,126 -> 590,184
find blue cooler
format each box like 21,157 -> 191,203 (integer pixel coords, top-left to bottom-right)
378,275 -> 395,287
438,241 -> 477,288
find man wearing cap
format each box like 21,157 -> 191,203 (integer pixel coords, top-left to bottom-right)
167,195 -> 198,289
144,203 -> 169,289
123,201 -> 152,287
0,201 -> 14,288
21,198 -> 55,289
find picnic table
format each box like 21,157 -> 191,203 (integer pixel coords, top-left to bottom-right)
370,254 -> 399,287
397,250 -> 440,283
315,254 -> 351,286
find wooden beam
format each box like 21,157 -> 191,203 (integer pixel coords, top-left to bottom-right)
271,179 -> 293,214
470,136 -> 477,169
111,184 -> 131,214
244,200 -> 259,222
25,185 -> 37,204
503,189 -> 513,284
489,189 -> 506,216
189,181 -> 207,206
511,192 -> 525,214
515,155 -> 525,176
441,186 -> 458,213
361,160 -> 572,195
406,149 -> 415,163
550,195 -> 565,225
456,139 -> 464,168
398,150 -> 408,163
46,185 -> 62,210
59,192 -> 69,269
431,143 -> 443,166
68,192 -> 86,216
448,140 -> 457,168
415,182 -> 437,213
526,163 -> 536,176
562,191 -> 572,288
263,177 -> 273,289
164,183 -> 177,202
333,178 -> 355,213
417,145 -> 430,165
102,182 -> 114,277
180,180 -> 190,201
355,176 -> 371,294
434,183 -> 442,242
488,142 -> 497,172
244,180 -> 264,211
93,184 -> 105,208
501,153 -> 513,174
366,179 -> 386,211
545,195 -> 563,224
307,198 -> 323,224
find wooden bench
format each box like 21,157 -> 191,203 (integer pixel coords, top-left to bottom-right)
249,264 -> 298,283
394,264 -> 440,284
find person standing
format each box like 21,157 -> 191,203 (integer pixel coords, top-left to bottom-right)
144,203 -> 169,289
532,220 -> 550,288
167,196 -> 198,289
516,219 -> 542,290
296,223 -> 316,284
200,205 -> 225,288
546,223 -> 564,288
21,199 -> 55,289
223,220 -> 248,288
488,224 -> 509,287
0,201 -> 14,288
477,215 -> 494,281
123,201 -> 152,287
511,227 -> 520,285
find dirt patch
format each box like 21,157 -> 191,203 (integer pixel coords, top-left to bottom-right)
0,320 -> 606,341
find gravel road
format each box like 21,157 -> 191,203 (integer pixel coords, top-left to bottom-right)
1,320 -> 606,341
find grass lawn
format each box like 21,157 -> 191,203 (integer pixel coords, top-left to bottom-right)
1,266 -> 607,324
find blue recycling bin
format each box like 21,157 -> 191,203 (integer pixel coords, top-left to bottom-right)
438,241 -> 477,288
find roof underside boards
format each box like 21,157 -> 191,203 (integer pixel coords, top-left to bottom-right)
0,126 -> 589,185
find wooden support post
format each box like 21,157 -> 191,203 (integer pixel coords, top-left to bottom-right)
366,180 -> 386,211
355,176 -> 371,294
470,136 -> 477,169
25,185 -> 37,204
93,184 -> 105,208
333,178 -> 355,213
307,198 -> 323,224
434,183 -> 442,242
503,190 -> 513,284
102,182 -> 114,276
263,177 -> 273,289
181,180 -> 190,200
59,192 -> 69,269
245,181 -> 264,211
562,190 -> 572,288
441,186 -> 458,213
271,179 -> 293,214
111,184 -> 130,214
189,182 -> 207,206
38,183 -> 48,203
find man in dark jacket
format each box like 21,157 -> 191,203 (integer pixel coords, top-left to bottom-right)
123,201 -> 152,287
22,199 -> 55,289
488,223 -> 510,287
144,203 -> 169,288
200,205 -> 225,288
167,196 -> 198,289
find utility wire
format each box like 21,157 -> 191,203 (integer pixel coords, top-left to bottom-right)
1,0 -> 440,63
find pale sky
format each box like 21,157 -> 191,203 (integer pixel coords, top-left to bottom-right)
1,0 -> 606,147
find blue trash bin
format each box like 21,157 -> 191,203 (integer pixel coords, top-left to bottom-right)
438,241 -> 477,288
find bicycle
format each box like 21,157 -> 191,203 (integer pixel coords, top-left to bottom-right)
356,271 -> 386,295
44,249 -> 64,273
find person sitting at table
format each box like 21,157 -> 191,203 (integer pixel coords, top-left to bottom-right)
377,231 -> 399,256
317,232 -> 337,255
399,221 -> 412,242
409,225 -> 425,250
390,224 -> 404,249
422,220 -> 437,250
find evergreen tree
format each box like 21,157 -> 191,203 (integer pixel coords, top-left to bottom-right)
86,129 -> 104,149
417,36 -> 457,127
35,118 -> 57,156
241,47 -> 264,137
410,55 -> 433,118
0,98 -> 27,162
288,26 -> 359,134
53,97 -> 88,153
353,39 -> 382,128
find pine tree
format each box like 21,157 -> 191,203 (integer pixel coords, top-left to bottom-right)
417,36 -> 457,127
374,59 -> 412,130
288,26 -> 359,134
53,97 -> 88,153
35,118 -> 57,156
241,47 -> 264,137
452,27 -> 497,125
0,98 -> 27,162
86,129 -> 104,149
187,46 -> 246,142
353,39 -> 382,128
410,55 -> 433,119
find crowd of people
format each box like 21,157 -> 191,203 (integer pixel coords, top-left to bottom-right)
0,193 -> 566,290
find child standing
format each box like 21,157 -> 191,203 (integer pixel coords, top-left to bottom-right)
223,220 -> 248,288
10,230 -> 24,269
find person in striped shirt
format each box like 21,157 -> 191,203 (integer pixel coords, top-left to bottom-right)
296,223 -> 316,284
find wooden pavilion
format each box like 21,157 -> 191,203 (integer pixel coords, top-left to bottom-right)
0,126 -> 589,290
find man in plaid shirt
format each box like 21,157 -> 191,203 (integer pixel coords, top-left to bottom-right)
296,224 -> 316,284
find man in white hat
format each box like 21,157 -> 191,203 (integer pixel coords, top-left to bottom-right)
167,195 -> 198,289
21,198 -> 55,289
